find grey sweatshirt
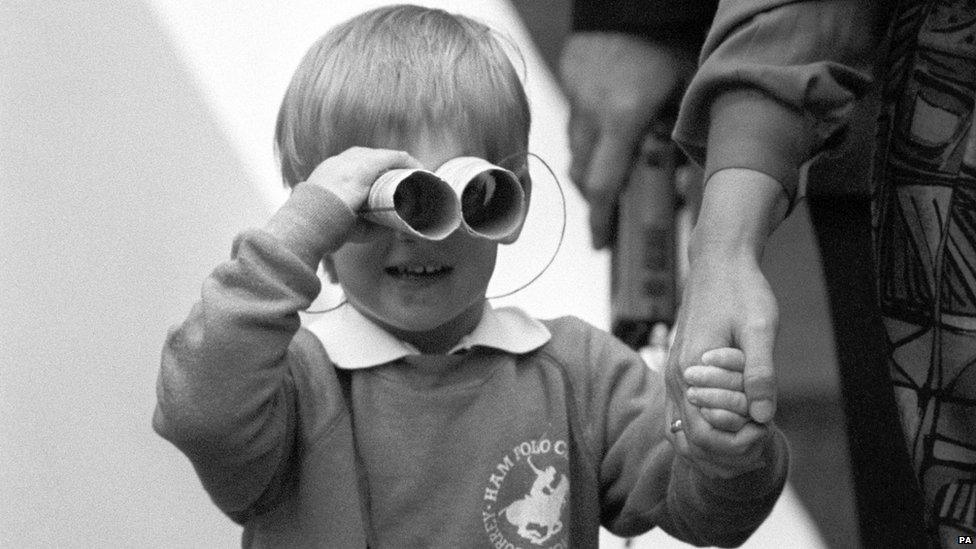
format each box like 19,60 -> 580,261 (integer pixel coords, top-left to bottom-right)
153,183 -> 789,548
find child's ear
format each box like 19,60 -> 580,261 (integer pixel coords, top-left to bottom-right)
322,256 -> 339,284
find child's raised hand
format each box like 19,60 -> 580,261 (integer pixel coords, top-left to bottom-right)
305,147 -> 423,212
683,347 -> 749,433
674,347 -> 775,479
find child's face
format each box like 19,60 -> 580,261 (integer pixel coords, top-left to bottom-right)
327,134 -> 499,350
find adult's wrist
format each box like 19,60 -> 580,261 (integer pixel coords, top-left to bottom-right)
687,168 -> 789,264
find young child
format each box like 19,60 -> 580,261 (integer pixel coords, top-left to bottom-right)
153,5 -> 788,548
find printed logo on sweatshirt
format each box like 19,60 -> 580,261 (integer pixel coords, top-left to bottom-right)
481,437 -> 569,548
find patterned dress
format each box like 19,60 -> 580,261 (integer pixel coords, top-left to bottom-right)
873,1 -> 976,543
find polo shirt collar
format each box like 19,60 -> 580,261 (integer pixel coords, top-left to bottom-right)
306,302 -> 551,370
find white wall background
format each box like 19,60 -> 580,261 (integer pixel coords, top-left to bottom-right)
1,1 -> 824,547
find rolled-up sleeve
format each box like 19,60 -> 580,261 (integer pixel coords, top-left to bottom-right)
674,0 -> 883,203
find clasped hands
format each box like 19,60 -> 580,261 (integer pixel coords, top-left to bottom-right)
560,32 -> 783,479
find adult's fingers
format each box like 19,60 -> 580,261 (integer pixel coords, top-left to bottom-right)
668,366 -> 717,450
665,309 -> 733,454
583,130 -> 637,249
664,320 -> 690,446
676,396 -> 767,481
683,414 -> 766,457
739,316 -> 779,423
699,407 -> 750,433
669,366 -> 768,477
664,395 -> 683,445
566,110 -> 597,192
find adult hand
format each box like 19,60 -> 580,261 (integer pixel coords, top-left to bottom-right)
665,169 -> 788,461
559,32 -> 695,249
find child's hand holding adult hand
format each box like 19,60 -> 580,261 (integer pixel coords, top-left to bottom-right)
683,348 -> 750,433
673,347 -> 775,480
306,147 -> 423,212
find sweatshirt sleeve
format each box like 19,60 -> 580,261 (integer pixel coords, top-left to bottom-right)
673,0 -> 883,204
151,183 -> 355,521
584,324 -> 789,545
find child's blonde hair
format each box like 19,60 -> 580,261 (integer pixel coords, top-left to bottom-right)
275,5 -> 531,188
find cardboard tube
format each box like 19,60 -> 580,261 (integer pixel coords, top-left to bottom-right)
364,169 -> 460,240
436,157 -> 526,243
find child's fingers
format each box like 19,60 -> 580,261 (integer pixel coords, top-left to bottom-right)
362,147 -> 424,169
669,398 -> 770,479
686,387 -> 748,415
344,147 -> 424,180
682,365 -> 743,390
308,147 -> 425,211
700,347 -> 745,372
699,407 -> 750,432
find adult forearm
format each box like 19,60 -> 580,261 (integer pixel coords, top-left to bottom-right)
675,0 -> 883,202
688,168 -> 789,265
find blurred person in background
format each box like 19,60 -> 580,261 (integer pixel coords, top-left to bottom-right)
561,1 -> 976,546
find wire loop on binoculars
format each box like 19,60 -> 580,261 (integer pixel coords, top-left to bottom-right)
484,151 -> 565,300
305,151 -> 566,314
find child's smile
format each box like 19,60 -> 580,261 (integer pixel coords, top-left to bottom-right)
383,240 -> 465,294
384,261 -> 453,281
330,224 -> 497,353
326,133 -> 502,352
381,245 -> 460,293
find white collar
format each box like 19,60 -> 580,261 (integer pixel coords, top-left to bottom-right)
306,302 -> 551,370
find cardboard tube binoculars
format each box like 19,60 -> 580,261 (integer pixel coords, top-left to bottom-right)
362,157 -> 526,242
